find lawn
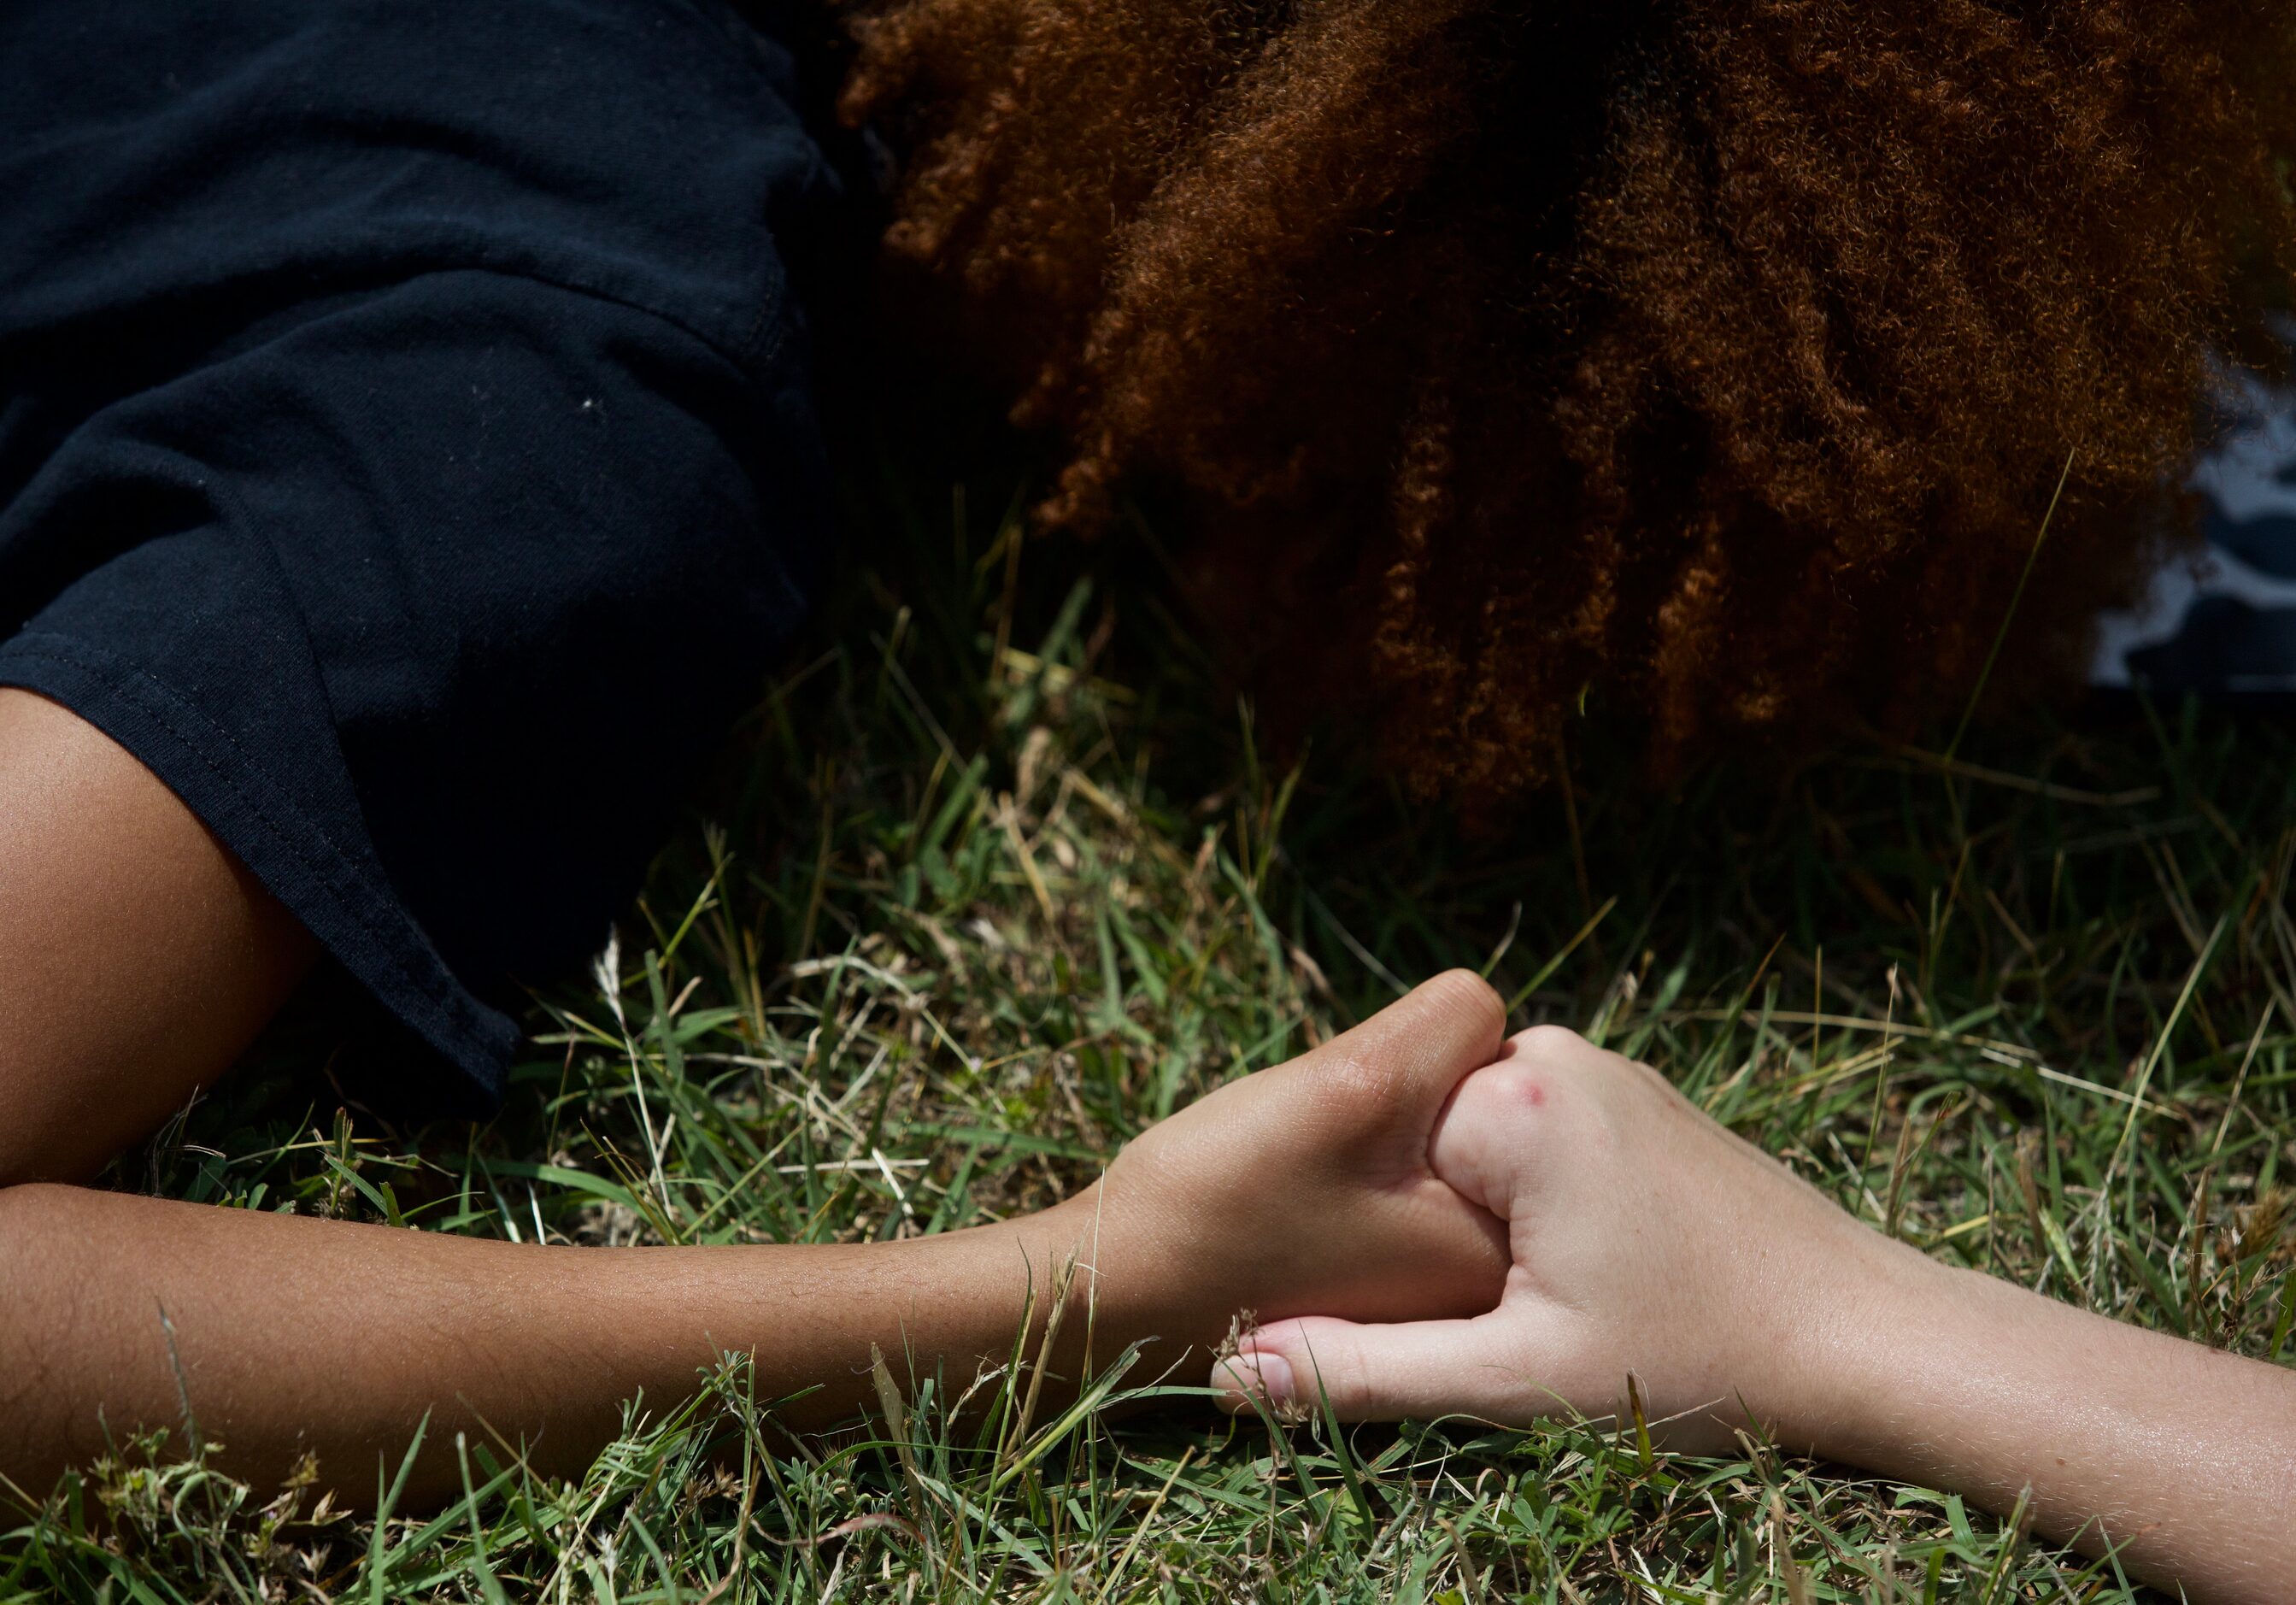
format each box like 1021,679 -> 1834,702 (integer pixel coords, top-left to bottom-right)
5,470 -> 2293,1603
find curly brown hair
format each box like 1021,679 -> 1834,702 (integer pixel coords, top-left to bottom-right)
840,0 -> 2296,802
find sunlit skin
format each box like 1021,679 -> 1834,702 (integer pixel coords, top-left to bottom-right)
3,685 -> 2293,1600
0,685 -> 1508,1503
1216,1029 -> 2296,1605
0,689 -> 316,1184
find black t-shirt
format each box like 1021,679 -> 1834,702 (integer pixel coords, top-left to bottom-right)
0,0 -> 836,1107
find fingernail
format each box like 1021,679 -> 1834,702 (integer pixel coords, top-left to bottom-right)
1218,1348 -> 1295,1412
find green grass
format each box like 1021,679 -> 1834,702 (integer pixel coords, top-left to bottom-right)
4,474 -> 2293,1603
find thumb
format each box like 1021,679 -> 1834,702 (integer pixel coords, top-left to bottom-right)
1212,1310 -> 1573,1426
1298,969 -> 1507,1129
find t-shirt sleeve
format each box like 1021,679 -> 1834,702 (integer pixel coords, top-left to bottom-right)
0,269 -> 825,1104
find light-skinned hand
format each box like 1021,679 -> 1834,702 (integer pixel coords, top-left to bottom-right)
1210,1022 -> 1904,1442
1210,1023 -> 2296,1605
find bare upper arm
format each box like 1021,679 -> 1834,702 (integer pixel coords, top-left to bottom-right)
0,687 -> 314,1184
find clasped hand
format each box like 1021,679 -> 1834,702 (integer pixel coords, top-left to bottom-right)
1045,972 -> 1911,1452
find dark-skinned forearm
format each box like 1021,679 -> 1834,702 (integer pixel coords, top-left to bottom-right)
0,1182 -> 1144,1508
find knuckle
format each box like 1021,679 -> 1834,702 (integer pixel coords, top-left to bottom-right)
1465,1059 -> 1544,1116
1512,1023 -> 1589,1064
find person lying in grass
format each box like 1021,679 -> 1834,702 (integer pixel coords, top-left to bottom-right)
8,2 -> 2296,1150
3,2 -> 2294,1600
5,956 -> 2293,1602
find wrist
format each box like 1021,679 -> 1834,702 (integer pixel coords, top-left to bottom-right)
928,1190 -> 1205,1405
1011,1181 -> 1221,1360
1799,1243 -> 2093,1481
1768,1226 -> 1965,1462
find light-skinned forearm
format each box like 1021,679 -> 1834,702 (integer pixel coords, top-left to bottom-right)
1216,1030 -> 2296,1605
1812,1255 -> 2296,1604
